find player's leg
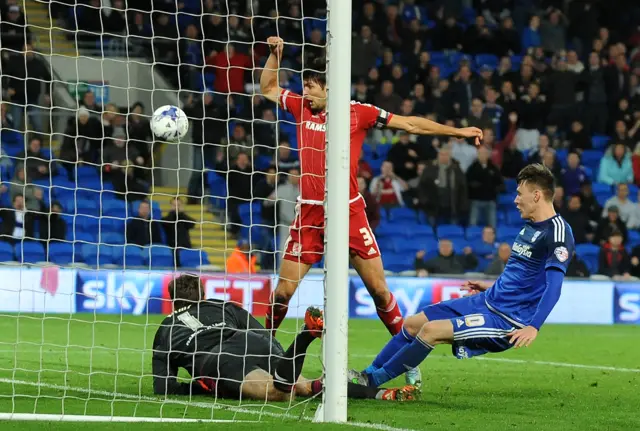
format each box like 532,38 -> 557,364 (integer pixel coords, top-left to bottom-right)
349,211 -> 403,335
266,205 -> 322,333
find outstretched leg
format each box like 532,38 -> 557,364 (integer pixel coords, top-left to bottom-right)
265,258 -> 312,334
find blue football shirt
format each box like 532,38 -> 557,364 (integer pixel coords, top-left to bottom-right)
485,214 -> 575,327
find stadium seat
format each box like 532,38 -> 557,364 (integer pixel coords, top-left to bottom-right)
465,226 -> 484,240
99,232 -> 125,245
145,245 -> 174,268
0,241 -> 15,261
15,241 -> 46,264
591,135 -> 611,150
75,165 -> 100,179
576,243 -> 600,258
503,178 -> 517,193
81,244 -> 115,267
375,223 -> 409,238
389,207 -> 418,222
47,242 -> 75,265
382,253 -> 412,273
471,239 -> 496,257
475,53 -> 498,69
436,224 -> 465,239
498,193 -> 515,208
102,200 -> 129,218
123,245 -> 145,267
377,237 -> 397,253
76,200 -> 100,216
581,150 -> 604,168
75,215 -> 99,233
629,230 -> 640,245
179,249 -> 210,268
497,226 -> 521,243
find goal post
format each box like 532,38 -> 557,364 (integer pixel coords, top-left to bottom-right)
323,0 -> 353,423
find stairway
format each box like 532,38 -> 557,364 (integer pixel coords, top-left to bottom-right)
24,0 -> 78,56
151,187 -> 232,269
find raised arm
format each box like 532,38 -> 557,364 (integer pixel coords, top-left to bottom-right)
259,36 -> 284,104
387,115 -> 483,146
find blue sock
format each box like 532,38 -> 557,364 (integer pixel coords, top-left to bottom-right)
365,327 -> 415,374
369,336 -> 433,387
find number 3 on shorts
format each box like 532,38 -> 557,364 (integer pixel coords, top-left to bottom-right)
359,227 -> 374,246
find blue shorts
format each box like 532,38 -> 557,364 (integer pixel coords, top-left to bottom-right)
422,293 -> 517,359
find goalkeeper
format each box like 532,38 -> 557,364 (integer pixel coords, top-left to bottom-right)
152,274 -> 418,401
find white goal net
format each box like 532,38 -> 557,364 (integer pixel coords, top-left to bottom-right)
0,0 -> 335,424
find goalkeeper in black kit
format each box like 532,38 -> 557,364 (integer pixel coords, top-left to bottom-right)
152,274 -> 419,401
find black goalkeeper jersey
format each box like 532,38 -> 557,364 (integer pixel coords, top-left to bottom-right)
152,299 -> 282,396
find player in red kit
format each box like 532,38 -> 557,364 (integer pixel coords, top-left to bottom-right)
259,37 -> 483,386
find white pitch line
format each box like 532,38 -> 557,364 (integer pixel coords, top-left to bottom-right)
349,353 -> 640,373
0,378 -> 414,431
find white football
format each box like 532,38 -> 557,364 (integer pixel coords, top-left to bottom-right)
150,105 -> 189,142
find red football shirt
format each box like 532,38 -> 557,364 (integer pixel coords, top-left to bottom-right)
279,90 -> 393,209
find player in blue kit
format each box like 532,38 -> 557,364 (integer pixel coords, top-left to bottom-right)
349,164 -> 575,389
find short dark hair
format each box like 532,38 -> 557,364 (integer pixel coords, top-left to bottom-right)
168,274 -> 203,310
516,163 -> 556,201
302,57 -> 326,87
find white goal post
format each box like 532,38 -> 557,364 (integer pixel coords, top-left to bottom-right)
0,0 -> 355,425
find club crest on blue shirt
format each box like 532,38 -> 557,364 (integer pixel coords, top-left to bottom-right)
554,246 -> 569,262
531,231 -> 542,242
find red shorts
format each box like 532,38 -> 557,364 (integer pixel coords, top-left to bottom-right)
283,202 -> 380,265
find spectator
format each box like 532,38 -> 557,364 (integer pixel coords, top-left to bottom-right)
126,201 -> 162,246
374,81 -> 403,118
102,0 -> 126,34
540,9 -> 567,55
611,120 -> 632,148
474,226 -> 499,260
598,142 -> 633,185
352,25 -> 382,80
225,239 -> 257,274
485,243 -> 511,276
103,129 -> 149,201
60,107 -> 102,177
40,201 -> 66,246
414,239 -> 478,275
595,206 -> 628,245
0,5 -> 30,53
0,194 -> 35,244
450,65 -> 479,118
151,12 -> 179,65
583,52 -> 609,135
630,244 -> 640,279
18,136 -> 55,182
598,229 -> 630,279
161,197 -> 195,251
81,91 -> 102,118
220,123 -> 253,161
560,195 -> 592,244
353,79 -> 374,105
369,161 -> 407,211
602,183 -> 639,228
463,15 -> 494,55
207,43 -> 252,94
255,166 -> 278,230
541,149 -> 562,184
450,136 -> 478,173
9,167 -> 44,211
126,102 -> 152,158
359,176 -> 380,231
521,15 -> 542,52
265,167 -> 300,256
562,152 -> 589,196
358,150 -> 374,185
567,120 -> 592,153
566,251 -> 590,278
566,50 -> 584,74
553,186 -> 566,213
579,181 -> 602,221
466,145 -> 503,227
546,56 -> 581,131
5,44 -> 51,132
386,131 -> 420,180
275,142 -> 300,175
515,83 -> 547,152
495,16 -> 520,57
418,147 -> 468,225
465,98 -> 494,132
216,151 -> 256,236
433,15 -> 464,51
482,87 -> 504,136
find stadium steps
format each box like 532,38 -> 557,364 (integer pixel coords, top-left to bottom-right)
24,0 -> 78,57
152,187 -> 231,267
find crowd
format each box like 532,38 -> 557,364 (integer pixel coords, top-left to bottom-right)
1,1 -> 640,275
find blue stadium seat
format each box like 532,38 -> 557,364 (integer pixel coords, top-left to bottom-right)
145,245 -> 174,268
475,54 -> 498,69
592,135 -> 611,150
389,207 -> 418,222
436,224 -> 465,239
103,200 -> 129,218
375,223 -> 409,238
123,245 -> 145,267
383,253 -> 412,273
498,193 -> 515,208
75,215 -> 99,233
497,226 -> 521,243
0,241 -> 15,261
81,244 -> 114,267
377,237 -> 397,253
476,257 -> 491,272
76,199 -> 100,216
583,255 -> 598,274
628,184 -> 639,199
99,232 -> 125,245
628,231 -> 640,246
15,241 -> 46,263
581,150 -> 604,168
450,238 -> 469,252
503,178 -> 517,193
376,144 -> 392,159
47,242 -> 75,265
75,165 -> 100,179
470,240 -> 496,258
576,243 -> 600,257
411,224 -> 435,237
179,249 -> 210,268
591,182 -> 611,195
465,226 -> 484,240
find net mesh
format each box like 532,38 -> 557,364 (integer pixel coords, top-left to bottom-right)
0,0 -> 327,422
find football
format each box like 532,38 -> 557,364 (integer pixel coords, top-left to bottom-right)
150,105 -> 189,142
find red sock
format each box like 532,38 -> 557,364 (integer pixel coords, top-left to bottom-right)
376,292 -> 404,335
265,291 -> 289,335
311,379 -> 323,395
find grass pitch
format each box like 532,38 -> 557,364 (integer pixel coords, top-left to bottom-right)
0,314 -> 637,430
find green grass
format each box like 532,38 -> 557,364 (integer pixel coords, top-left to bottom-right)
0,314 -> 637,430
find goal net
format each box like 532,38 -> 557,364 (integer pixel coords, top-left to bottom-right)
0,0 -> 339,424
